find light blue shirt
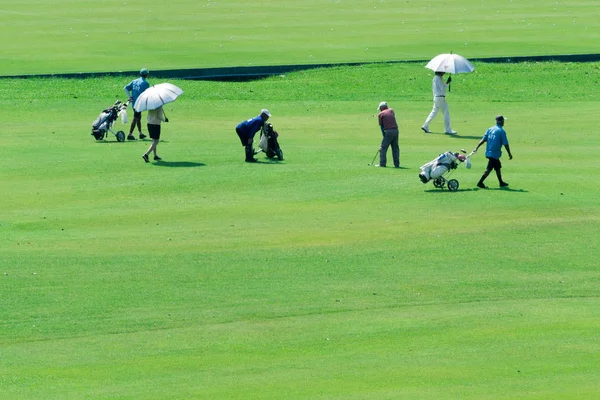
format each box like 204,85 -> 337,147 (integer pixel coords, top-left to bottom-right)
483,124 -> 509,159
124,77 -> 150,105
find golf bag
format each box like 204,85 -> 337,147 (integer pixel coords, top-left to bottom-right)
419,150 -> 469,192
91,100 -> 129,142
258,122 -> 284,160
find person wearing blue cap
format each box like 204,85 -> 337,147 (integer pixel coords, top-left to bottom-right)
124,68 -> 151,140
235,109 -> 271,162
473,115 -> 513,188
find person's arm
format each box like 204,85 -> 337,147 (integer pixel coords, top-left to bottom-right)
124,83 -> 133,102
505,144 -> 513,159
473,138 -> 486,153
378,113 -> 385,136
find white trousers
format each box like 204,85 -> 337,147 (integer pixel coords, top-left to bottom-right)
423,97 -> 452,133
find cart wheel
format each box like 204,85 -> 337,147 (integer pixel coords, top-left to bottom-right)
116,131 -> 125,142
433,177 -> 446,188
276,149 -> 284,160
448,179 -> 459,192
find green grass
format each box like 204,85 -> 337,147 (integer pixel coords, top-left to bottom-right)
1,61 -> 599,398
2,0 -> 600,75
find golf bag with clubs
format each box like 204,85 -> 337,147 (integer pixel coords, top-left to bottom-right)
418,150 -> 469,192
91,100 -> 129,142
257,122 -> 284,160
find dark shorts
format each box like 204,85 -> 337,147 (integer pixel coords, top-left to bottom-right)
148,124 -> 161,140
133,110 -> 142,119
486,157 -> 502,171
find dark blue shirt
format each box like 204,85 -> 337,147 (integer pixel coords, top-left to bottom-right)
236,116 -> 265,139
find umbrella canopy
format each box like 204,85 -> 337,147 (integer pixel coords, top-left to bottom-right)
425,53 -> 475,74
134,83 -> 183,112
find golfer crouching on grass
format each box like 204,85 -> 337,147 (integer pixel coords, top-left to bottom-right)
473,115 -> 513,188
235,109 -> 270,163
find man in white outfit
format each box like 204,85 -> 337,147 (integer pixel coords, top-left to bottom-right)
421,71 -> 457,135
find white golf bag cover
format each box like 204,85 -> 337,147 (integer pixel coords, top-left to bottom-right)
119,108 -> 128,124
92,111 -> 112,133
420,151 -> 458,181
258,132 -> 269,153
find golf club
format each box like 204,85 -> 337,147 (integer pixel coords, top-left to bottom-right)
368,149 -> 379,166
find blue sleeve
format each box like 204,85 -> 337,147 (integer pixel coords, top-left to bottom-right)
124,81 -> 133,92
502,129 -> 509,145
249,118 -> 264,137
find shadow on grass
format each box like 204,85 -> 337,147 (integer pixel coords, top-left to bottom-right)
477,187 -> 529,193
425,187 -> 528,193
367,166 -> 411,169
95,139 -> 171,144
250,159 -> 286,165
153,161 -> 206,168
424,188 -> 478,193
419,131 -> 482,140
447,134 -> 482,140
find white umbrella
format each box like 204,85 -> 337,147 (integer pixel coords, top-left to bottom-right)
134,83 -> 183,112
425,53 -> 475,74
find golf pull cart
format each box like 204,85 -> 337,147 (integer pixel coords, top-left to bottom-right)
91,100 -> 130,142
419,150 -> 472,192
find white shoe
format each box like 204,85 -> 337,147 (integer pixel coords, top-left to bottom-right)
445,130 -> 457,135
421,126 -> 431,133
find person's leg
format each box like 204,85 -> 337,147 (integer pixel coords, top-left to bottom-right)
137,113 -> 143,134
245,137 -> 257,162
477,158 -> 495,188
129,111 -> 141,139
379,132 -> 393,167
422,100 -> 439,131
138,112 -> 147,139
441,99 -> 453,133
494,161 -> 508,186
143,124 -> 160,161
129,115 -> 138,136
390,131 -> 400,167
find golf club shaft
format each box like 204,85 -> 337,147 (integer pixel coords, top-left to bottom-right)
369,149 -> 379,165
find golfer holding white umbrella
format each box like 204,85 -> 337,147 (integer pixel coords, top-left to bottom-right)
421,53 -> 474,135
134,83 -> 183,163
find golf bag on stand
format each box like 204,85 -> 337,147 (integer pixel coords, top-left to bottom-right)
91,100 -> 129,142
257,122 -> 284,160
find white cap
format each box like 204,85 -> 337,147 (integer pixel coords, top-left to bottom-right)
260,109 -> 271,117
377,101 -> 388,111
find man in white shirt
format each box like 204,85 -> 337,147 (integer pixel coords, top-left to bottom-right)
421,71 -> 457,135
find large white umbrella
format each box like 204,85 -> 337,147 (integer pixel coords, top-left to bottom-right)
425,53 -> 475,74
134,83 -> 183,112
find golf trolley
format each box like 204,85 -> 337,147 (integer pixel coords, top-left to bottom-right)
257,122 -> 284,160
418,150 -> 472,192
91,100 -> 130,142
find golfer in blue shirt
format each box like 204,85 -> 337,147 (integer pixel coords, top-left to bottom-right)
236,109 -> 270,162
473,115 -> 513,188
124,68 -> 151,140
